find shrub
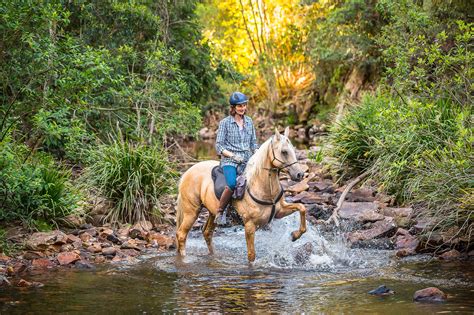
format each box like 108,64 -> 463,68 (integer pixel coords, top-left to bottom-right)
82,140 -> 177,224
330,93 -> 470,200
330,93 -> 472,238
0,137 -> 80,228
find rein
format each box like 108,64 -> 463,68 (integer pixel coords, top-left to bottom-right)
264,138 -> 298,174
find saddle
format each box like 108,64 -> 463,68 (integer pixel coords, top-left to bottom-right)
211,166 -> 247,200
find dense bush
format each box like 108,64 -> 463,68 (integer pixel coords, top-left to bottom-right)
82,140 -> 177,224
0,137 -> 80,229
330,93 -> 472,237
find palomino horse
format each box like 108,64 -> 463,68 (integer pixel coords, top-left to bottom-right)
176,127 -> 307,262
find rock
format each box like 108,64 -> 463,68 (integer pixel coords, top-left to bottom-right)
57,252 -> 80,265
346,188 -> 376,202
293,242 -> 314,264
395,233 -> 419,257
23,251 -> 44,260
146,233 -> 175,249
106,233 -> 122,245
382,207 -> 413,227
74,260 -> 95,269
347,217 -> 397,243
289,191 -> 330,204
94,256 -> 106,263
0,254 -> 11,263
66,234 -> 82,243
79,223 -> 93,230
413,287 -> 447,302
309,180 -> 333,192
7,262 -> 27,275
60,213 -> 85,228
86,243 -> 102,254
411,219 -> 434,234
339,202 -> 384,222
17,279 -> 44,288
31,258 -> 55,269
79,232 -> 92,243
351,238 -> 395,250
368,285 -> 395,296
0,275 -> 11,286
26,231 -> 68,250
102,247 -> 117,257
439,249 -> 461,260
286,175 -> 312,194
120,240 -> 142,251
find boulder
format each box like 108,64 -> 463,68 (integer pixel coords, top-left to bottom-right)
339,202 -> 384,222
413,287 -> 447,302
26,231 -> 68,251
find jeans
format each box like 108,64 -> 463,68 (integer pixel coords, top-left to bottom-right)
222,165 -> 237,190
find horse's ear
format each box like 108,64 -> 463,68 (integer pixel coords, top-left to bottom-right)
274,127 -> 281,141
284,126 -> 290,138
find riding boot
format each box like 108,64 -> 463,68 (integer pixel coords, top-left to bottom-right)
214,187 -> 234,225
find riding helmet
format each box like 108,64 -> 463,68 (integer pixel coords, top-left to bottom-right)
229,92 -> 248,106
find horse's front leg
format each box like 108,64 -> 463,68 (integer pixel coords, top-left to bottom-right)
244,221 -> 256,262
274,200 -> 307,241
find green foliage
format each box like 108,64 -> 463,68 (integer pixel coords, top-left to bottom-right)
0,137 -> 80,228
407,144 -> 473,238
330,93 -> 472,237
377,1 -> 473,105
82,140 -> 177,224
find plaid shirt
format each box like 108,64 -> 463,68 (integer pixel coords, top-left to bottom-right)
215,115 -> 259,167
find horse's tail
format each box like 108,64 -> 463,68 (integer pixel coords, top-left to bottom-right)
176,191 -> 184,230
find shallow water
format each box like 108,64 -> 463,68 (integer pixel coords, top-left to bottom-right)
1,216 -> 473,314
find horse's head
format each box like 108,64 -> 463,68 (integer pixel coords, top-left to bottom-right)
269,127 -> 305,182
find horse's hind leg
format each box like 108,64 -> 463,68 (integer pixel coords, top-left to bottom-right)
202,213 -> 217,254
176,205 -> 199,256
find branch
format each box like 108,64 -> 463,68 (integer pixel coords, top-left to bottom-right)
320,170 -> 370,227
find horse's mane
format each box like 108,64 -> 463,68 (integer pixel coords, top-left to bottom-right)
244,136 -> 273,186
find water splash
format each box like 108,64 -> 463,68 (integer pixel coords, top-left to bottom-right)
185,213 -> 393,272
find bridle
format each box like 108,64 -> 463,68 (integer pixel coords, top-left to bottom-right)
265,137 -> 298,175
247,136 -> 298,224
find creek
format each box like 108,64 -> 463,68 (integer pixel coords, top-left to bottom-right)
1,140 -> 473,313
1,217 -> 473,313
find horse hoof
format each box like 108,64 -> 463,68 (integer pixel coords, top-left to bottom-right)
291,231 -> 299,242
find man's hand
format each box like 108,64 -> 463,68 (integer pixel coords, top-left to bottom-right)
232,155 -> 244,164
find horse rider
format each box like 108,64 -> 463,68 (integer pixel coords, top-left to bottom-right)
214,91 -> 259,224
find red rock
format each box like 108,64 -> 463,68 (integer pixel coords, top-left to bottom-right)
86,243 -> 102,253
0,254 -> 12,263
413,287 -> 447,302
57,252 -> 80,265
17,279 -> 32,287
439,249 -> 461,260
32,258 -> 54,269
147,233 -> 175,249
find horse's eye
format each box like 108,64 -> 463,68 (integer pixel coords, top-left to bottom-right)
282,150 -> 288,156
